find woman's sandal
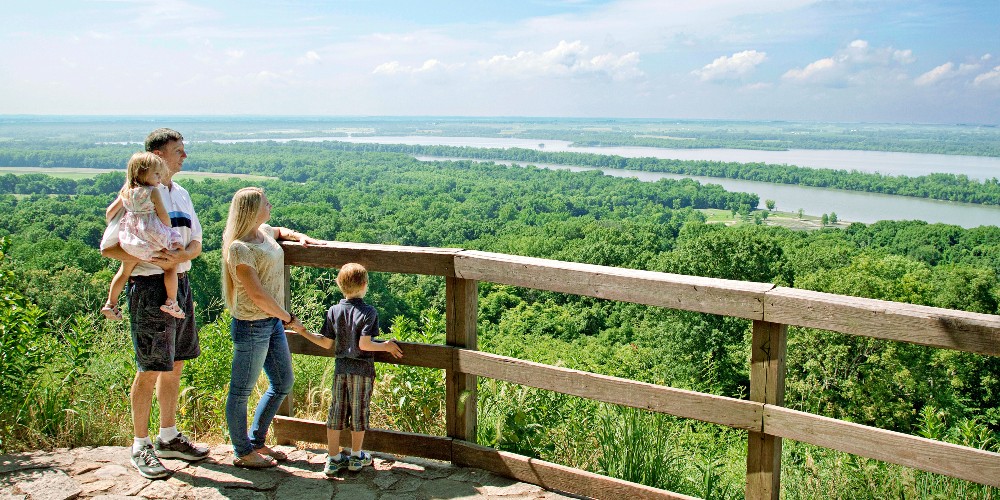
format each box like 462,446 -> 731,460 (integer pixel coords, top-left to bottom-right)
160,300 -> 186,319
255,445 -> 288,462
101,302 -> 123,321
233,451 -> 277,469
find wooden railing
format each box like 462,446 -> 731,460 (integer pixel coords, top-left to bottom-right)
272,241 -> 1000,500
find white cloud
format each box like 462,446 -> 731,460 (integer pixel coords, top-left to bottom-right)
973,66 -> 1000,88
477,40 -> 643,81
893,49 -> 915,64
130,0 -> 219,30
783,57 -> 838,84
693,50 -> 767,82
372,59 -> 457,76
915,62 -> 954,86
297,50 -> 321,65
782,39 -> 914,87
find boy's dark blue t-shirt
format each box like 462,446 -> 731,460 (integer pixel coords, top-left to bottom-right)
320,297 -> 379,377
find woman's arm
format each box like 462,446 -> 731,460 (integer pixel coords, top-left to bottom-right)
106,196 -> 124,223
272,226 -> 322,246
150,189 -> 172,228
234,263 -> 292,321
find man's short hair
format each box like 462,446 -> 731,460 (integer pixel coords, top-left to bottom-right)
145,128 -> 184,153
336,263 -> 368,296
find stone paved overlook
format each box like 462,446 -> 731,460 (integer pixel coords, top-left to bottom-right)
0,445 -> 580,499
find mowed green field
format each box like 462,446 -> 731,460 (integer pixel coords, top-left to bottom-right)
0,167 -> 274,181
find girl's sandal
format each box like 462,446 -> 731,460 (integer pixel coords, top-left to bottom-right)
255,445 -> 288,462
101,302 -> 123,321
233,451 -> 277,469
160,300 -> 186,319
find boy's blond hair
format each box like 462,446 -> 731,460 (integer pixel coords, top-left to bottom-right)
336,263 -> 368,297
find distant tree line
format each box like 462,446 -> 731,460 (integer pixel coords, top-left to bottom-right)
1,139 -> 999,206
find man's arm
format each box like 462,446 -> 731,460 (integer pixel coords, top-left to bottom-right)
105,196 -> 123,223
150,240 -> 202,267
101,242 -> 144,264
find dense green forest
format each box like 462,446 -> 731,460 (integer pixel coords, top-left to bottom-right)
0,144 -> 998,498
3,138 -> 1000,206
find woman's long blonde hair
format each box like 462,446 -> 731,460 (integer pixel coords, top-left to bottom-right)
221,187 -> 265,310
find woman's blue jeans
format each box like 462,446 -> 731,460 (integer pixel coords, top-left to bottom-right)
225,317 -> 294,457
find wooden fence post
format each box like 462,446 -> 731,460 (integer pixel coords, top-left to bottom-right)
446,276 -> 478,460
276,264 -> 294,445
745,320 -> 787,500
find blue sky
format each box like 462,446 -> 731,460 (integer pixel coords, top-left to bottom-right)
1,0 -> 997,123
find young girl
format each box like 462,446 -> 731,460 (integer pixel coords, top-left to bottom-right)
101,152 -> 185,320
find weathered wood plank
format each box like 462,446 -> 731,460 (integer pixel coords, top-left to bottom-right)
764,287 -> 1000,356
745,321 -> 788,500
282,240 -> 460,277
273,415 -> 453,462
285,337 -> 454,370
764,405 -> 1000,487
445,277 -> 478,443
453,440 -> 694,500
454,250 -> 771,320
276,265 -> 294,444
456,350 -> 762,431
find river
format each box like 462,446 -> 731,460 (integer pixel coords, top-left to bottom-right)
217,135 -> 1000,228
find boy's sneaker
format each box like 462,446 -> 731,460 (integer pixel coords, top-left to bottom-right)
154,433 -> 209,461
323,454 -> 349,476
131,444 -> 169,479
348,451 -> 373,472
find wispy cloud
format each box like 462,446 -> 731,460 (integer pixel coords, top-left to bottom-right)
973,66 -> 1000,88
693,50 -> 767,82
782,39 -> 914,87
477,40 -> 643,81
297,51 -> 321,65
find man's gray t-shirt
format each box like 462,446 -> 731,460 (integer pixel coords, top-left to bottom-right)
320,298 -> 379,378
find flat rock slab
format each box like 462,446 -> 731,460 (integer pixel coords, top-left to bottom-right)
0,446 -> 581,499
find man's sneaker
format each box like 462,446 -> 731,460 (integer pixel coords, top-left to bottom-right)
323,454 -> 349,476
348,451 -> 373,472
154,433 -> 209,461
131,444 -> 169,479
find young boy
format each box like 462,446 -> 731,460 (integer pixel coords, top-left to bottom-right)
296,263 -> 403,475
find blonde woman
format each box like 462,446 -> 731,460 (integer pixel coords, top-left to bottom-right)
221,187 -> 320,468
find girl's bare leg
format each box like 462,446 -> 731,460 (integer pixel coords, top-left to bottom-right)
153,263 -> 185,319
102,261 -> 135,320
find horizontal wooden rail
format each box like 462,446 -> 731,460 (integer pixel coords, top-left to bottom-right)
765,287 -> 1000,356
273,415 -> 453,461
455,349 -> 762,431
283,242 -> 1000,355
285,338 -> 761,430
273,415 -> 690,499
763,405 -> 1000,488
283,240 -> 461,277
453,440 -> 695,500
285,336 -> 454,370
454,250 -> 771,320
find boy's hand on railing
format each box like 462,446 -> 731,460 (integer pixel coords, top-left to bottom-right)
383,339 -> 403,359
